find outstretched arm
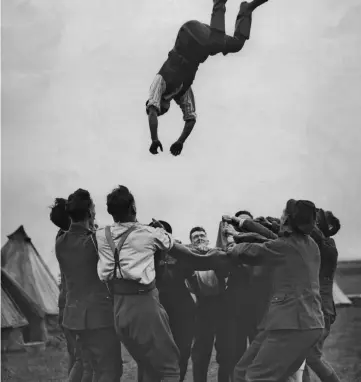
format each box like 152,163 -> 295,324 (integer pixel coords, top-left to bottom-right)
168,243 -> 227,271
171,87 -> 197,156
228,238 -> 285,267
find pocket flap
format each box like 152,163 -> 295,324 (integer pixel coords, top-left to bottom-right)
270,293 -> 286,303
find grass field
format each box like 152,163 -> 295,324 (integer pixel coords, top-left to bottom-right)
2,306 -> 361,382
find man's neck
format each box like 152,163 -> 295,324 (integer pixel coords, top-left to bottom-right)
115,216 -> 137,224
70,220 -> 91,230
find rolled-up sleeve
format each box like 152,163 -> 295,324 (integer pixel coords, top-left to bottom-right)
96,229 -> 115,282
146,74 -> 166,114
175,87 -> 197,121
153,228 -> 175,252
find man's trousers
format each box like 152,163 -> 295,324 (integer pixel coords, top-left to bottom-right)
159,289 -> 196,381
191,295 -> 224,382
70,327 -> 122,382
174,0 -> 252,63
113,289 -> 180,382
302,314 -> 341,382
233,328 -> 323,382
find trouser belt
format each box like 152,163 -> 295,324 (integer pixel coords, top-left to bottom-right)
110,279 -> 156,295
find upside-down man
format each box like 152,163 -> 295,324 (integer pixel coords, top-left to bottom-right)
146,0 -> 269,156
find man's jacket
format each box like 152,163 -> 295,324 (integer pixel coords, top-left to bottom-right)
231,233 -> 325,331
56,223 -> 113,330
311,227 -> 338,317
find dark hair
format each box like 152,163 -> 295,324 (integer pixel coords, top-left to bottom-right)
235,210 -> 253,219
325,211 -> 341,237
66,189 -> 93,222
189,226 -> 206,241
286,199 -> 316,235
50,198 -> 71,231
158,220 -> 172,234
107,185 -> 135,221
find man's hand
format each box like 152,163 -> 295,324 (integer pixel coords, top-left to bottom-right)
170,141 -> 183,156
231,216 -> 241,226
149,140 -> 163,155
149,218 -> 164,229
224,224 -> 238,237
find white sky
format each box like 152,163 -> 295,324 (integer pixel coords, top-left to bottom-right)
2,0 -> 361,277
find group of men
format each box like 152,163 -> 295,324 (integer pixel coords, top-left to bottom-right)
51,184 -> 342,382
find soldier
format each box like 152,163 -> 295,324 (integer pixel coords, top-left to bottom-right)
55,189 -> 122,382
229,199 -> 324,382
153,220 -> 197,382
302,209 -> 342,382
96,185 -> 227,382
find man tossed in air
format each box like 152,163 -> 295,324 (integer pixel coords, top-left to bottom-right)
146,0 -> 269,156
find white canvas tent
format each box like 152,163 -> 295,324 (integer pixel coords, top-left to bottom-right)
1,226 -> 59,315
333,281 -> 352,306
1,268 -> 46,351
1,226 -> 60,336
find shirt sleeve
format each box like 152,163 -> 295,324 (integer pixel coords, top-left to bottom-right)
231,238 -> 287,266
146,74 -> 166,114
152,228 -> 175,252
174,87 -> 197,121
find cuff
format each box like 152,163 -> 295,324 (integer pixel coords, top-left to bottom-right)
238,218 -> 247,229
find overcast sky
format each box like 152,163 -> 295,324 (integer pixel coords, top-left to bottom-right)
2,0 -> 361,277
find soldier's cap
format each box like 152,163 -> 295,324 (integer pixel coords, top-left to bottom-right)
285,199 -> 317,235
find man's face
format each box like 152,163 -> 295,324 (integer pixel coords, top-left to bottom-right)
89,203 -> 96,226
191,230 -> 208,247
280,209 -> 288,227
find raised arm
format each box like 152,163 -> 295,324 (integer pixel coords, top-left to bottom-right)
231,216 -> 278,240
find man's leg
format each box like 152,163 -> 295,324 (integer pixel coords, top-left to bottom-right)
233,330 -> 267,382
78,327 -> 122,382
243,329 -> 322,382
303,315 -> 341,382
171,311 -> 195,381
216,303 -> 249,382
114,291 -> 180,382
210,0 -> 227,33
191,297 -> 218,382
80,343 -> 94,382
66,331 -> 84,382
223,0 -> 269,55
159,291 -> 196,381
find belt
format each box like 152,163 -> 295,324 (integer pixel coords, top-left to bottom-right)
110,278 -> 156,295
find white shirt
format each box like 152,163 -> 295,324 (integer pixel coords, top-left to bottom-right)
146,74 -> 197,121
195,270 -> 220,296
96,222 -> 174,285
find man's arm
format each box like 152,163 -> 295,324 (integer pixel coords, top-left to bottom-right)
148,106 -> 159,142
170,87 -> 197,156
146,75 -> 167,154
232,216 -> 278,240
228,239 -> 286,266
168,243 -> 227,271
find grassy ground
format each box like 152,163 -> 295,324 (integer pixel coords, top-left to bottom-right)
2,306 -> 361,382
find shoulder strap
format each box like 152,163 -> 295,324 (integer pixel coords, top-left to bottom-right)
104,225 -> 138,280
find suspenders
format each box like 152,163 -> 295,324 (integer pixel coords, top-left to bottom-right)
104,225 -> 137,280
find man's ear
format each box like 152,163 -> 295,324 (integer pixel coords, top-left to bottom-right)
130,202 -> 137,216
